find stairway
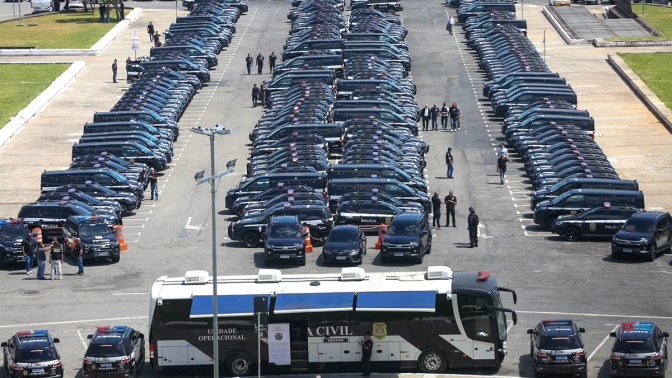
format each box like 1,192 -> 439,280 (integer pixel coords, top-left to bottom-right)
290,341 -> 309,372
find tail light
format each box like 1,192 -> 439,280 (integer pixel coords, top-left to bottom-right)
651,353 -> 661,360
52,361 -> 62,368
611,353 -> 621,360
12,364 -> 23,371
120,355 -> 131,364
591,131 -> 595,139
339,136 -> 343,146
575,349 -> 585,357
149,342 -> 155,358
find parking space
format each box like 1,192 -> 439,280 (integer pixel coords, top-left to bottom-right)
552,6 -> 649,39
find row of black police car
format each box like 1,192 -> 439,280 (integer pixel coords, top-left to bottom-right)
460,4 -> 671,261
457,5 -> 670,378
0,0 -> 244,269
225,0 -> 436,266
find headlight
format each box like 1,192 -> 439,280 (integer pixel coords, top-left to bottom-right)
409,241 -> 419,247
640,238 -> 650,245
350,250 -> 359,255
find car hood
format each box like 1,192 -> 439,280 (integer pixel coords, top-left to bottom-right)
267,237 -> 303,245
613,230 -> 651,240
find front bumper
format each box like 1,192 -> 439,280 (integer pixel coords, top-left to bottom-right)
380,247 -> 421,259
266,251 -> 304,262
611,243 -> 651,255
322,251 -> 361,263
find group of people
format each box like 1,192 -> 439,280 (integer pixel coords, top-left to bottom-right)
21,233 -> 84,280
246,52 -> 277,75
148,21 -> 162,47
420,102 -> 461,131
430,192 -> 480,248
251,81 -> 268,107
99,2 -> 124,23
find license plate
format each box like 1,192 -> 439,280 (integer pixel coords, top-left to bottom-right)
555,356 -> 567,360
98,252 -> 109,256
394,253 -> 404,257
622,248 -> 632,253
630,359 -> 642,364
280,254 -> 290,259
32,368 -> 44,373
101,363 -> 112,368
336,256 -> 346,260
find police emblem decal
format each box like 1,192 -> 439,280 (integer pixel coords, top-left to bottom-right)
372,322 -> 387,340
275,333 -> 283,341
589,223 -> 597,232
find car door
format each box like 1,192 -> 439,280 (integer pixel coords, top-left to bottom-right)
655,216 -> 670,249
419,216 -> 430,253
581,209 -> 607,236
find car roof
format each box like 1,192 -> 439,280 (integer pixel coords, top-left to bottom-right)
628,212 -> 668,220
540,319 -> 576,336
617,322 -> 656,340
91,326 -> 131,344
564,189 -> 642,196
14,330 -> 53,348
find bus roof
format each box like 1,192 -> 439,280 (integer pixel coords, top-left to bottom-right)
150,267 -> 498,318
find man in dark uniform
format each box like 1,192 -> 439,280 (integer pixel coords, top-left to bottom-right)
149,168 -> 158,200
449,102 -> 461,131
444,190 -> 457,227
432,192 -> 443,230
268,52 -> 277,74
245,53 -> 253,75
21,233 -> 36,275
468,207 -> 479,248
440,102 -> 449,129
112,59 -> 118,83
445,147 -> 454,179
497,152 -> 508,185
430,104 -> 440,131
252,84 -> 260,107
359,332 -> 373,377
256,52 -> 265,75
74,237 -> 84,276
420,104 -> 430,131
259,81 -> 267,108
119,2 -> 124,21
147,21 -> 155,42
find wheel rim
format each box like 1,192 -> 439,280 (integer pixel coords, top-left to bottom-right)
422,351 -> 443,372
231,356 -> 250,376
244,233 -> 258,248
565,228 -> 579,241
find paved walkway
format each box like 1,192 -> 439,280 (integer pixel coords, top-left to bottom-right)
0,9 -> 187,217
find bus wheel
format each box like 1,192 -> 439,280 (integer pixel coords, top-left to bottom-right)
418,349 -> 447,373
227,353 -> 253,376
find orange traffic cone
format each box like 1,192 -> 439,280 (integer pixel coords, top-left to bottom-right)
32,227 -> 42,245
374,223 -> 388,249
114,225 -> 128,250
303,225 -> 313,253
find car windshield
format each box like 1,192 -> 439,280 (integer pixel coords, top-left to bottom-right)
547,181 -> 568,193
80,224 -> 112,237
327,228 -> 358,242
614,340 -> 656,354
539,336 -> 582,350
387,222 -> 419,236
549,191 -> 571,205
0,226 -> 28,239
86,344 -> 127,358
17,348 -> 58,363
622,218 -> 654,233
269,224 -> 301,238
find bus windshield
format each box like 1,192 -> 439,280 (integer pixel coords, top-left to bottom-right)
492,290 -> 507,342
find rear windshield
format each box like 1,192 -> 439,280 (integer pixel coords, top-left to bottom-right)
86,344 -> 127,358
613,340 -> 656,354
539,336 -> 582,350
17,347 -> 58,363
622,218 -> 654,233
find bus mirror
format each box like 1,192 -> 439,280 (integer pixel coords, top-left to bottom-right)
497,286 -> 517,305
526,329 -> 533,334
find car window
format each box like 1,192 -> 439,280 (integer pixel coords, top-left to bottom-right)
248,179 -> 270,191
584,210 -> 606,219
94,174 -> 114,186
622,218 -> 654,233
384,184 -> 405,196
614,339 -> 656,354
657,217 -> 669,230
562,195 -> 585,206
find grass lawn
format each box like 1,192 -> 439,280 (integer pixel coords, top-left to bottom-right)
619,52 -> 672,110
634,4 -> 672,37
0,11 -> 115,49
0,63 -> 70,128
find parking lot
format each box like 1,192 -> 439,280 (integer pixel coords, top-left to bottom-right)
1,0 -> 672,377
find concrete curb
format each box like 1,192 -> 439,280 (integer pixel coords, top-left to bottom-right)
607,53 -> 672,133
593,38 -> 672,48
541,6 -> 587,45
0,8 -> 141,56
0,61 -> 85,148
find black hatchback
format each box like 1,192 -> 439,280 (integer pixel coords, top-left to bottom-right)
321,225 -> 366,265
611,212 -> 672,261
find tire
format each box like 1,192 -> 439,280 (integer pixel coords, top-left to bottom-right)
298,255 -> 306,266
647,243 -> 657,262
228,353 -> 253,376
579,371 -> 588,378
415,254 -> 424,264
418,349 -> 447,373
243,232 -> 260,248
112,255 -> 120,263
612,251 -> 621,260
563,227 -> 580,242
425,237 -> 432,255
0,255 -> 7,269
545,217 -> 557,231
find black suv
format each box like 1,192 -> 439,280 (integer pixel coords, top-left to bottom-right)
611,212 -> 672,261
0,219 -> 31,269
380,212 -> 431,264
264,215 -> 306,266
527,319 -> 587,378
2,330 -> 63,378
83,326 -> 145,378
551,205 -> 641,242
609,322 -> 668,378
62,216 -> 120,263
18,202 -> 114,242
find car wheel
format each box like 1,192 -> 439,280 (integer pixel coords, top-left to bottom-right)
545,217 -> 557,231
298,255 -> 306,266
612,251 -> 621,260
535,371 -> 544,378
647,243 -> 657,262
563,227 -> 580,242
243,232 -> 259,248
418,349 -> 447,373
227,353 -> 253,376
0,255 -> 7,269
112,255 -> 120,263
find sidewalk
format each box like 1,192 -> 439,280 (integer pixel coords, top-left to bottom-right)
522,3 -> 672,211
0,9 -> 187,218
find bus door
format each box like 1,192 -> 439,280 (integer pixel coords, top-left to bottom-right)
454,294 -> 497,363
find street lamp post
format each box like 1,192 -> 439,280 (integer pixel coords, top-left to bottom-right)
191,124 -> 234,378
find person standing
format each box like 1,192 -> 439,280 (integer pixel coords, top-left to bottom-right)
252,83 -> 260,107
430,104 -> 440,131
74,238 -> 84,276
420,104 -> 430,131
445,147 -> 454,179
359,332 -> 373,378
449,102 -> 461,131
256,52 -> 265,75
259,81 -> 267,108
21,233 -> 36,275
125,56 -> 132,72
268,52 -> 277,74
245,53 -> 253,75
147,21 -> 155,42
468,207 -> 479,248
496,152 -> 508,185
105,5 -> 110,23
112,59 -> 118,83
444,190 -> 457,227
432,192 -> 443,230
440,102 -> 449,130
149,168 -> 158,200
497,143 -> 509,158
99,4 -> 105,22
36,242 -> 48,280
119,1 -> 124,21
49,237 -> 64,280
446,15 -> 454,35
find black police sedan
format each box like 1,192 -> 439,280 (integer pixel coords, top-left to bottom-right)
322,225 -> 366,265
609,322 -> 668,378
2,330 -> 63,378
527,319 -> 587,378
83,325 -> 144,378
551,205 -> 641,242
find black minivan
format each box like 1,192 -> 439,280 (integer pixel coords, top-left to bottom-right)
531,178 -> 639,209
612,212 -> 672,261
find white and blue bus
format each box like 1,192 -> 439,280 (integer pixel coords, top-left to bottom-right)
148,266 -> 517,376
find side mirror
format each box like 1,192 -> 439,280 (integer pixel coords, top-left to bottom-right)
139,333 -> 145,339
610,332 -> 617,337
579,328 -> 586,333
87,335 -> 93,339
526,329 -> 533,334
53,338 -> 60,343
663,332 -> 669,338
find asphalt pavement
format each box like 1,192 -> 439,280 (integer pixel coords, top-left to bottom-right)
0,0 -> 671,378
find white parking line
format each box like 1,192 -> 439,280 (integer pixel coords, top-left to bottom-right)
77,330 -> 87,350
0,316 -> 148,329
517,310 -> 672,320
587,325 -> 619,362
